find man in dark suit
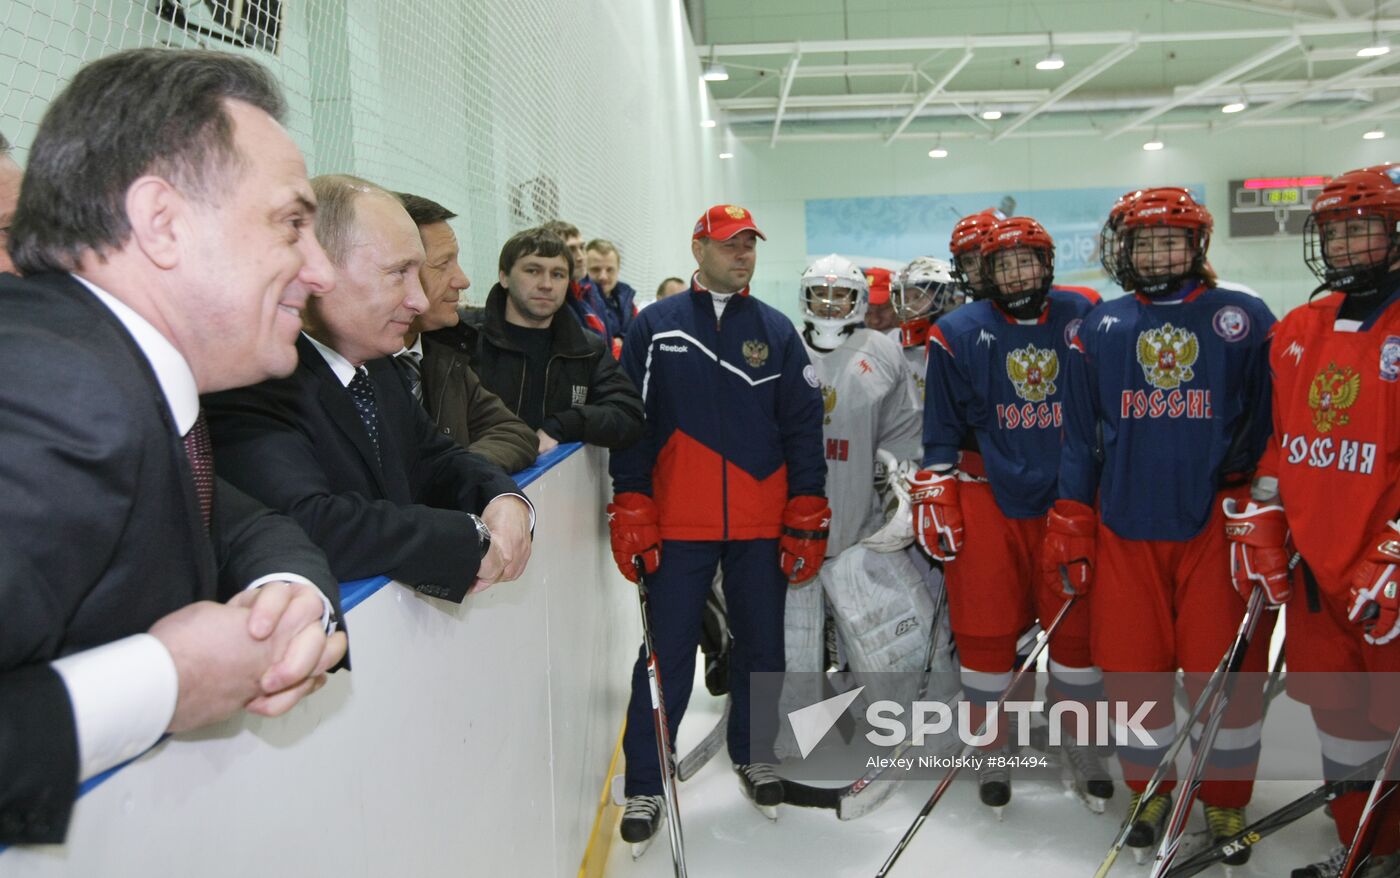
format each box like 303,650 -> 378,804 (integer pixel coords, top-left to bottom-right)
205,174 -> 534,602
0,49 -> 348,844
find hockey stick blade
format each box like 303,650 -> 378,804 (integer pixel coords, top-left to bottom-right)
678,699 -> 730,782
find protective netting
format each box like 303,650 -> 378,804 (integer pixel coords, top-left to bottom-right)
0,0 -> 725,302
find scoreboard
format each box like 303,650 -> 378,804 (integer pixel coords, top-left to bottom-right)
1227,176 -> 1330,237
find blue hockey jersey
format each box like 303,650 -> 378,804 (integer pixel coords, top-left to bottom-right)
923,289 -> 1095,519
1057,283 -> 1276,541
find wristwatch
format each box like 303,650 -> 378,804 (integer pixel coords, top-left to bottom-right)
467,513 -> 492,553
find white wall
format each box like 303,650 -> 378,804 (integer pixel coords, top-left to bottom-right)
0,447 -> 636,878
731,125 -> 1396,321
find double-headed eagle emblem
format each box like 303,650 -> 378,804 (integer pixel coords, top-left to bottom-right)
1136,323 -> 1199,389
1308,362 -> 1360,433
1006,344 -> 1059,402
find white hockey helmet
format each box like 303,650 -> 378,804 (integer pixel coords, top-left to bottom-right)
800,254 -> 869,348
893,256 -> 960,322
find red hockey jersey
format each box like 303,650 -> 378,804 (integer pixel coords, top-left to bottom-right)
1260,291 -> 1400,592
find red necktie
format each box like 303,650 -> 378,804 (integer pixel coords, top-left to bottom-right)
183,410 -> 214,532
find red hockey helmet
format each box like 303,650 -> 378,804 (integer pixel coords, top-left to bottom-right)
948,209 -> 1003,300
1098,189 -> 1142,286
1118,187 -> 1212,296
1304,164 -> 1400,293
980,216 -> 1055,319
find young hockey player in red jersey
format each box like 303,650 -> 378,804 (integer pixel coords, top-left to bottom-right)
1227,165 -> 1400,878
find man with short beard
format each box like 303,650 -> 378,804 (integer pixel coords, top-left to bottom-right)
452,227 -> 643,454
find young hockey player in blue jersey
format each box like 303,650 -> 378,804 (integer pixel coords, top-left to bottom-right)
910,215 -> 1111,816
1044,187 -> 1277,864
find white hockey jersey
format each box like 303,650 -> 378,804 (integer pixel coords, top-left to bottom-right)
804,327 -> 921,557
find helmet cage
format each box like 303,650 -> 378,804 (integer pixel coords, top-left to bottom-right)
984,245 -> 1054,319
1303,208 -> 1400,293
1120,225 -> 1210,297
801,281 -> 864,321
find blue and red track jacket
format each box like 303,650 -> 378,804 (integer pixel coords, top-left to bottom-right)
609,282 -> 826,541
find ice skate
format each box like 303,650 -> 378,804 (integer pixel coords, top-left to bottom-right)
1204,803 -> 1251,869
1292,845 -> 1400,878
1125,791 -> 1173,865
735,762 -> 783,820
1061,740 -> 1114,814
620,794 -> 665,859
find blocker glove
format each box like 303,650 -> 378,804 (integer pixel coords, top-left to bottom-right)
606,492 -> 661,583
780,496 -> 831,586
1041,499 -> 1097,597
1347,521 -> 1400,646
1221,498 -> 1293,605
907,469 -> 963,561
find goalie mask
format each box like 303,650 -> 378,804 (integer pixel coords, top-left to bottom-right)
981,216 -> 1054,320
1119,187 -> 1212,297
893,257 -> 960,347
1304,164 -> 1400,295
801,254 -> 869,349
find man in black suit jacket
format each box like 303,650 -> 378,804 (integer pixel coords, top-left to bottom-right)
205,175 -> 534,602
0,50 -> 348,844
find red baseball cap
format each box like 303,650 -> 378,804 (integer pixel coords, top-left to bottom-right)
865,266 -> 893,305
692,204 -> 767,241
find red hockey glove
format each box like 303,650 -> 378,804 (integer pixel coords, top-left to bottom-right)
1221,498 -> 1293,605
606,492 -> 661,583
1041,499 -> 1097,597
907,469 -> 963,561
780,496 -> 831,586
1347,521 -> 1400,646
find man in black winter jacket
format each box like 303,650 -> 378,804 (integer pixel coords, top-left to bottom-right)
441,227 -> 644,454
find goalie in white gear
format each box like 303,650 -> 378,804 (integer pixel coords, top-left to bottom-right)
781,256 -> 959,766
891,256 -> 961,404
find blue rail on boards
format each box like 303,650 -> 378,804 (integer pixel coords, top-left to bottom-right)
338,442 -> 581,613
0,442 -> 588,855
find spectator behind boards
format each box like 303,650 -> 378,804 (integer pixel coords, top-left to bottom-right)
393,191 -> 537,473
204,174 -> 535,605
0,48 -> 347,844
454,226 -> 644,455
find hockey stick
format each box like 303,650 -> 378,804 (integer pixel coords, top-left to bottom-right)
1164,760 -> 1385,878
635,560 -> 688,878
1339,721 -> 1400,877
678,698 -> 730,782
1092,586 -> 1267,878
1147,587 -> 1270,877
873,594 -> 1080,878
782,580 -> 952,819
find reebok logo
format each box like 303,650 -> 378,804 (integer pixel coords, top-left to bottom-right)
787,686 -> 866,758
659,342 -> 689,353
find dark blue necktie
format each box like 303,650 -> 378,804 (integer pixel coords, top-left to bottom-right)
347,367 -> 381,461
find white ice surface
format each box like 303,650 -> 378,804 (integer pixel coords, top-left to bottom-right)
605,659 -> 1348,878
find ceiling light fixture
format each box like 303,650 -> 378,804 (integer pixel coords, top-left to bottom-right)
1221,100 -> 1248,114
702,61 -> 730,81
928,147 -> 948,158
1036,33 -> 1064,71
981,109 -> 1003,121
1360,0 -> 1390,56
719,152 -> 734,159
700,119 -> 717,128
1364,128 -> 1386,139
1142,138 -> 1164,151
